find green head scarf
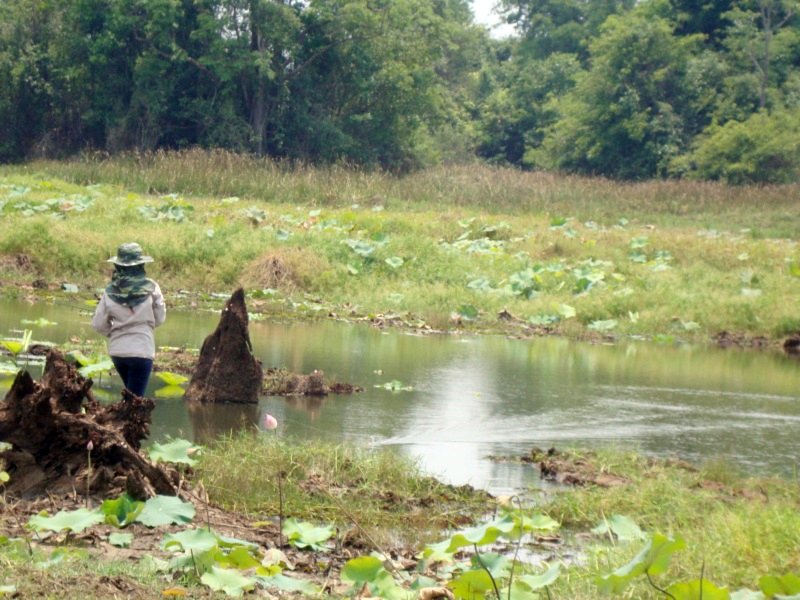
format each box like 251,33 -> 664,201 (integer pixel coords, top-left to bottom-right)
106,264 -> 156,308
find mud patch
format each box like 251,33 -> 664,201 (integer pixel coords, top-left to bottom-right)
527,448 -> 629,488
264,368 -> 364,396
0,253 -> 34,273
713,330 -> 771,349
782,333 -> 800,355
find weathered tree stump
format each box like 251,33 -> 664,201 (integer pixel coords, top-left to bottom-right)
0,349 -> 176,499
183,288 -> 263,404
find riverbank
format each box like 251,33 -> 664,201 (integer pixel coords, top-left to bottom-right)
2,151 -> 800,350
1,439 -> 798,598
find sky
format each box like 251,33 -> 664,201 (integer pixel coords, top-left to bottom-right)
471,0 -> 516,37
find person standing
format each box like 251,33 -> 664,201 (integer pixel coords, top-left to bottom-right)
92,242 -> 166,397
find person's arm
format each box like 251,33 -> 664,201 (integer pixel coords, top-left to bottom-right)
152,283 -> 166,327
91,294 -> 112,336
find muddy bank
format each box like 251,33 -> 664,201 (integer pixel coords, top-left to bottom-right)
153,347 -> 363,397
1,280 -> 799,354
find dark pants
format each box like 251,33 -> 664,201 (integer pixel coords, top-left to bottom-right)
111,356 -> 153,397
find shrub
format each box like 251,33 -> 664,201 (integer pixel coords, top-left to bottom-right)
677,109 -> 800,184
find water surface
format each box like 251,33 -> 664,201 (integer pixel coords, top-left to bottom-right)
2,296 -> 799,495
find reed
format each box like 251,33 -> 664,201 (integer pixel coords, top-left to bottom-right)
8,149 -> 800,236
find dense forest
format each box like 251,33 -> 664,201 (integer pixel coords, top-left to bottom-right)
1,0 -> 799,182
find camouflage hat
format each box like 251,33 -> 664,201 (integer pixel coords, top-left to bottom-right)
107,242 -> 154,266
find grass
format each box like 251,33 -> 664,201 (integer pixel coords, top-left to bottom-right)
1,150 -> 800,345
1,436 -> 798,598
194,432 -> 493,548
7,149 -> 800,237
540,449 -> 800,597
2,152 -> 798,595
193,438 -> 800,597
197,436 -> 800,600
0,544 -> 171,599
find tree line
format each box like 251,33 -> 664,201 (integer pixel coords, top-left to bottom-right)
1,0 -> 798,183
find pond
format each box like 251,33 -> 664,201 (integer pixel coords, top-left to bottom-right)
2,296 -> 799,495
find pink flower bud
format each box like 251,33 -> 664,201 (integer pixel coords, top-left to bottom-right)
262,413 -> 278,430
87,440 -> 94,451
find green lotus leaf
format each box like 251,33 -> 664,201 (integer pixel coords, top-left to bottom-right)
200,566 -> 256,597
136,495 -> 195,528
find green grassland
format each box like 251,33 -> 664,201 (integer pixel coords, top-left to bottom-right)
2,150 -> 799,345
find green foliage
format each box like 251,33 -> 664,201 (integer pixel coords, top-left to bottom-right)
678,109 -> 800,184
20,318 -> 57,327
157,526 -> 264,596
77,358 -> 115,379
200,566 -> 256,597
281,518 -> 334,551
594,524 -> 800,600
256,573 -> 320,595
147,438 -> 201,467
138,198 -> 194,223
162,528 -> 221,554
456,304 -> 480,320
0,330 -> 32,362
0,0 -> 484,170
591,514 -> 646,542
341,555 -> 386,584
596,533 -> 686,593
153,371 -> 189,386
135,495 -> 196,528
27,508 -> 105,535
758,573 -> 800,596
518,563 -> 562,591
101,494 -> 145,528
530,11 -> 701,178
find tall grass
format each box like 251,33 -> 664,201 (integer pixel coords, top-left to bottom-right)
8,149 -> 800,236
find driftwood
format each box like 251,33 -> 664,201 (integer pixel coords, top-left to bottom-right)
0,349 -> 176,499
183,288 -> 263,404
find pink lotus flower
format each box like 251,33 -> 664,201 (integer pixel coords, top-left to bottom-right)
263,413 -> 278,430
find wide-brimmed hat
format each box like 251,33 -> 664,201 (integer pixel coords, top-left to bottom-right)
107,242 -> 154,266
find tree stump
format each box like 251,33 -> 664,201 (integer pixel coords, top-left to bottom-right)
0,349 -> 176,499
183,288 -> 263,404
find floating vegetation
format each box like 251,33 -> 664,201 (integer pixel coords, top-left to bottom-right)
374,380 -> 414,392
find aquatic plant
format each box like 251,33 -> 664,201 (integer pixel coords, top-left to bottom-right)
0,330 -> 32,367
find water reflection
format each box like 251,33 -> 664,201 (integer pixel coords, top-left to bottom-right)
2,297 -> 800,494
186,402 -> 260,446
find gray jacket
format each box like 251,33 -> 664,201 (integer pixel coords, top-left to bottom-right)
91,283 -> 167,359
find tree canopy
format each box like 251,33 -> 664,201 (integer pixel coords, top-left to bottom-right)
1,0 -> 799,182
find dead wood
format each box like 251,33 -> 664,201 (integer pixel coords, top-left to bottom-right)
183,288 -> 263,404
0,349 -> 176,499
